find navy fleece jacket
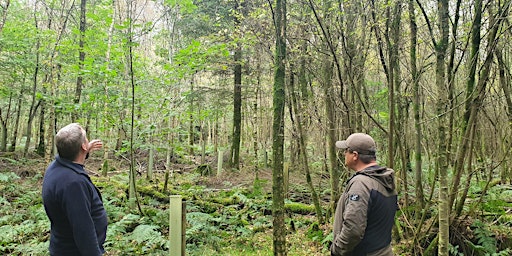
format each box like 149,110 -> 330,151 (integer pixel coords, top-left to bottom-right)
42,156 -> 108,256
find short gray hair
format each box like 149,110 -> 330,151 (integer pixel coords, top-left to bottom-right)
55,123 -> 85,160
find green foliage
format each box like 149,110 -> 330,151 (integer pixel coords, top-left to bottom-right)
250,177 -> 268,198
285,201 -> 316,214
1,167 -> 326,255
449,244 -> 464,256
0,171 -> 19,182
164,0 -> 197,14
127,225 -> 168,253
467,219 -> 512,256
0,172 -> 49,255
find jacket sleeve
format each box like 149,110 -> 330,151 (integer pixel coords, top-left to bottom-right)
331,177 -> 371,256
62,179 -> 103,256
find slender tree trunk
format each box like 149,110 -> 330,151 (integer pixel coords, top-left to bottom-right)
231,42 -> 242,170
24,4 -> 41,157
436,0 -> 450,254
271,0 -> 287,254
449,0 -> 482,210
289,66 -> 323,225
445,0 -> 461,167
323,61 -> 339,215
126,0 -> 142,214
36,103 -> 46,157
188,79 -> 194,155
0,92 -> 12,151
73,0 -> 87,121
253,53 -> 261,174
409,0 -> 424,212
147,127 -> 154,181
497,49 -> 512,184
10,86 -> 23,152
230,1 -> 242,170
386,2 -> 402,169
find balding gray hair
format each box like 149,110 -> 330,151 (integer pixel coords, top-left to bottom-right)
55,123 -> 85,161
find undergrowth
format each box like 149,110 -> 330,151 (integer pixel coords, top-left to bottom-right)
1,164 -> 510,255
0,170 -> 327,255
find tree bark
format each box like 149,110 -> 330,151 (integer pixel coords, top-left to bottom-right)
73,0 -> 87,121
409,0 -> 424,213
24,2 -> 42,157
497,49 -> 512,184
435,0 -> 450,254
9,87 -> 22,152
271,0 -> 287,254
231,42 -> 242,170
0,92 -> 12,151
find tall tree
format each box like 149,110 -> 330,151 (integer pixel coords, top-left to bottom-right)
408,0 -> 423,210
230,0 -> 242,170
271,0 -> 287,254
73,0 -> 87,121
24,1 -> 42,157
435,0 -> 450,254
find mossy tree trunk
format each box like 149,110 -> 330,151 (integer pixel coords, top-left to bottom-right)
435,0 -> 450,254
271,0 -> 287,254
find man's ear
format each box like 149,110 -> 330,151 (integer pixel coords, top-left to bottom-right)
81,142 -> 88,151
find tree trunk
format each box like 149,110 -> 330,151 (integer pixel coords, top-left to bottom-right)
289,65 -> 323,225
24,5 -> 41,157
147,127 -> 154,181
10,88 -> 22,152
409,0 -> 424,213
231,42 -> 242,170
36,103 -> 46,157
449,0 -> 482,210
188,79 -> 195,155
0,92 -> 12,151
385,2 -> 402,169
497,49 -> 512,184
73,0 -> 87,121
435,0 -> 450,254
271,0 -> 287,254
126,0 -> 142,214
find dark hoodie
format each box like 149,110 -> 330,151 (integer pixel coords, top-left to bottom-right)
331,165 -> 398,256
42,156 -> 108,256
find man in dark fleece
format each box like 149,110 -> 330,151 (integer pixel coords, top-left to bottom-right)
42,123 -> 107,256
331,133 -> 398,256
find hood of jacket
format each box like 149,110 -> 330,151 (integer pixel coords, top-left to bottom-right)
356,165 -> 396,191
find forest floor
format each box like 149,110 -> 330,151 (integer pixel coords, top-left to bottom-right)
2,152 -> 511,255
0,152 -> 330,255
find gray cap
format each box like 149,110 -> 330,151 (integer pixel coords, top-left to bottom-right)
335,133 -> 377,155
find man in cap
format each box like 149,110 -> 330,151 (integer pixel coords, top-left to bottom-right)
330,133 -> 398,256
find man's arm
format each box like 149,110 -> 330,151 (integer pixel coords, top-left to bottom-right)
331,179 -> 371,255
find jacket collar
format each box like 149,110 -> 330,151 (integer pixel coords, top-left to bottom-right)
55,155 -> 87,176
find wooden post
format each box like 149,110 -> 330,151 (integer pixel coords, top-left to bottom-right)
169,195 -> 183,256
181,200 -> 186,256
217,150 -> 223,176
